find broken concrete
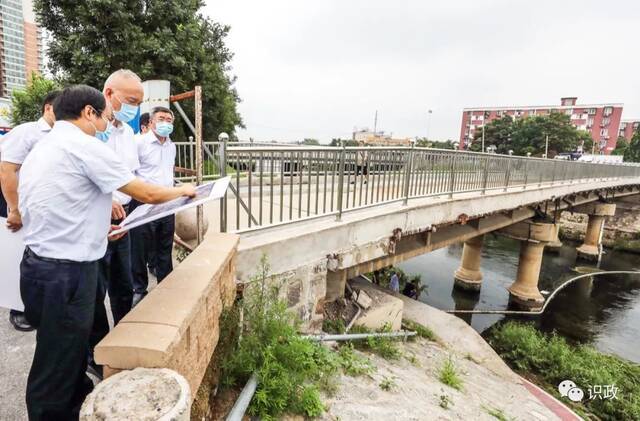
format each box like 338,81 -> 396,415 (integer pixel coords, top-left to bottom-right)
349,278 -> 403,331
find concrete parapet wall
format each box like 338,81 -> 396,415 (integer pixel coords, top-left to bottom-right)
94,233 -> 239,398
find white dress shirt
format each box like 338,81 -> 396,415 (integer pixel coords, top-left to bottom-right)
135,130 -> 176,187
107,122 -> 140,205
0,117 -> 52,164
19,121 -> 135,261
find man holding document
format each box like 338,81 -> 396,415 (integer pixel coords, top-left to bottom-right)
18,84 -> 196,420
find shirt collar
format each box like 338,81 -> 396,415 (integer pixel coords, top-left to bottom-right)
37,117 -> 52,132
146,130 -> 172,146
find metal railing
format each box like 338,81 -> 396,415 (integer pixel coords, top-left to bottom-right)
175,143 -> 640,233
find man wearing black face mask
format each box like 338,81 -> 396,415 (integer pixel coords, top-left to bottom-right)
18,85 -> 196,420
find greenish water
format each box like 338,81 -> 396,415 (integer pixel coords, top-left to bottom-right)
397,236 -> 640,363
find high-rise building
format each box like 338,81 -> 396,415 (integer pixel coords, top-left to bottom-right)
0,0 -> 44,98
459,97 -> 624,154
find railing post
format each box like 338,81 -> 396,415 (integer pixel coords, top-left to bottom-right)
403,144 -> 414,205
194,86 -> 204,244
448,153 -> 456,198
504,158 -> 511,192
218,136 -> 227,232
335,144 -> 346,221
481,156 -> 489,195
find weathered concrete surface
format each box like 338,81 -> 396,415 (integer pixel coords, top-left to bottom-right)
453,234 -> 484,292
350,278 -> 403,331
80,368 -> 190,421
95,233 -> 238,397
320,339 -> 562,421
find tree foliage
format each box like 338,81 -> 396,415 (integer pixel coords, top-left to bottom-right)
623,130 -> 640,163
33,0 -> 242,140
302,138 -> 320,145
10,73 -> 60,125
469,113 -> 592,157
415,137 -> 455,149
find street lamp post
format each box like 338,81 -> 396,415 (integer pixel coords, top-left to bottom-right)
427,109 -> 433,140
481,124 -> 485,153
545,134 -> 549,159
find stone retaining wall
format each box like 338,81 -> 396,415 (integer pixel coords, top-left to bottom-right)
94,233 -> 239,398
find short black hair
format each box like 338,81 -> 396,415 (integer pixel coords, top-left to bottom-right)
53,85 -> 106,121
41,90 -> 61,113
150,106 -> 174,120
139,112 -> 150,128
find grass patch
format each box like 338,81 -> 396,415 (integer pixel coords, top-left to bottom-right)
482,405 -> 512,421
337,343 -> 375,376
487,321 -> 640,421
220,256 -> 372,419
402,319 -> 436,341
379,376 -> 396,391
438,356 -> 463,391
349,324 -> 403,360
322,317 -> 346,334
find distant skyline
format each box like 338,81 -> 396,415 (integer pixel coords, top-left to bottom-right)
204,0 -> 640,143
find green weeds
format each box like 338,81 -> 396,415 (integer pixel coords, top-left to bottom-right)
438,356 -> 463,391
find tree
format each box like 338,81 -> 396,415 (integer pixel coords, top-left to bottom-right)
329,138 -> 357,147
612,137 -> 629,156
470,112 -> 589,157
415,137 -> 455,149
623,130 -> 640,163
10,73 -> 60,125
34,0 -> 242,140
469,116 -> 514,154
302,138 -> 320,146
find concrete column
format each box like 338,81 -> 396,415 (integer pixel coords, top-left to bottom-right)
499,220 -> 556,311
508,241 -> 546,309
80,368 -> 191,420
546,222 -> 563,253
576,203 -> 616,261
454,235 -> 484,292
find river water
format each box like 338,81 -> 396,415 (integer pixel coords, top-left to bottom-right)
397,236 -> 640,363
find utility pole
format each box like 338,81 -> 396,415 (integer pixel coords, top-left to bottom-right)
545,134 -> 549,159
427,109 -> 433,140
482,124 -> 485,153
373,110 -> 378,134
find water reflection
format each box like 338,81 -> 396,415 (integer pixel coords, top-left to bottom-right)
397,235 -> 640,363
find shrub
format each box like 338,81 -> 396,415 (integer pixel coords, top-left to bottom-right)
488,321 -> 640,421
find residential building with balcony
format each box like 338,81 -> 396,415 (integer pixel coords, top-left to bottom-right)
352,129 -> 412,146
459,97 -> 624,154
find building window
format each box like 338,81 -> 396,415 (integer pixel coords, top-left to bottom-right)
588,108 -> 597,115
601,117 -> 611,126
603,107 -> 613,116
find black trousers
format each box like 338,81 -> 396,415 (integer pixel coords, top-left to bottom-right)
89,233 -> 134,356
130,200 -> 175,294
20,248 -> 97,421
0,179 -> 6,217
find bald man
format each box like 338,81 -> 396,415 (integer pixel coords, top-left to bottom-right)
88,69 -> 144,378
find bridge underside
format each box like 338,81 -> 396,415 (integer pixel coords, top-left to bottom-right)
236,178 -> 640,326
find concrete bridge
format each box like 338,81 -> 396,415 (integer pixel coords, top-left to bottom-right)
222,147 -> 640,326
92,146 -> 640,416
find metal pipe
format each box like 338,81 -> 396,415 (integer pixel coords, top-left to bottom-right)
302,331 -> 417,342
194,86 -> 204,245
225,373 -> 259,421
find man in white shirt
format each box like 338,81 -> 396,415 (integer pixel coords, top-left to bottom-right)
130,106 -> 177,304
89,70 -> 144,374
0,90 -> 60,332
19,85 -> 196,419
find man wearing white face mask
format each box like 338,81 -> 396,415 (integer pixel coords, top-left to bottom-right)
18,85 -> 195,420
130,106 -> 177,305
87,70 -> 144,378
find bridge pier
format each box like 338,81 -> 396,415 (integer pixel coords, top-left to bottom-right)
453,235 -> 484,292
499,220 -> 556,310
545,212 -> 564,253
576,203 -> 616,261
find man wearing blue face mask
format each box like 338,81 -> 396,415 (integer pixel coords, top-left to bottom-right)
130,106 -> 176,305
87,70 -> 145,379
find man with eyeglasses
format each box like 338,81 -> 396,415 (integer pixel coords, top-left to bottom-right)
88,69 -> 144,379
130,106 -> 177,306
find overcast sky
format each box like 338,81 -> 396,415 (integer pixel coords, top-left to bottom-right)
203,1 -> 640,143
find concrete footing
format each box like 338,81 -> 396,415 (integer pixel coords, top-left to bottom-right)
453,235 -> 484,292
80,368 -> 191,420
350,277 -> 403,331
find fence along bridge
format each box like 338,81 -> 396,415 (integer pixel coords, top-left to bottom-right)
179,143 -> 640,318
